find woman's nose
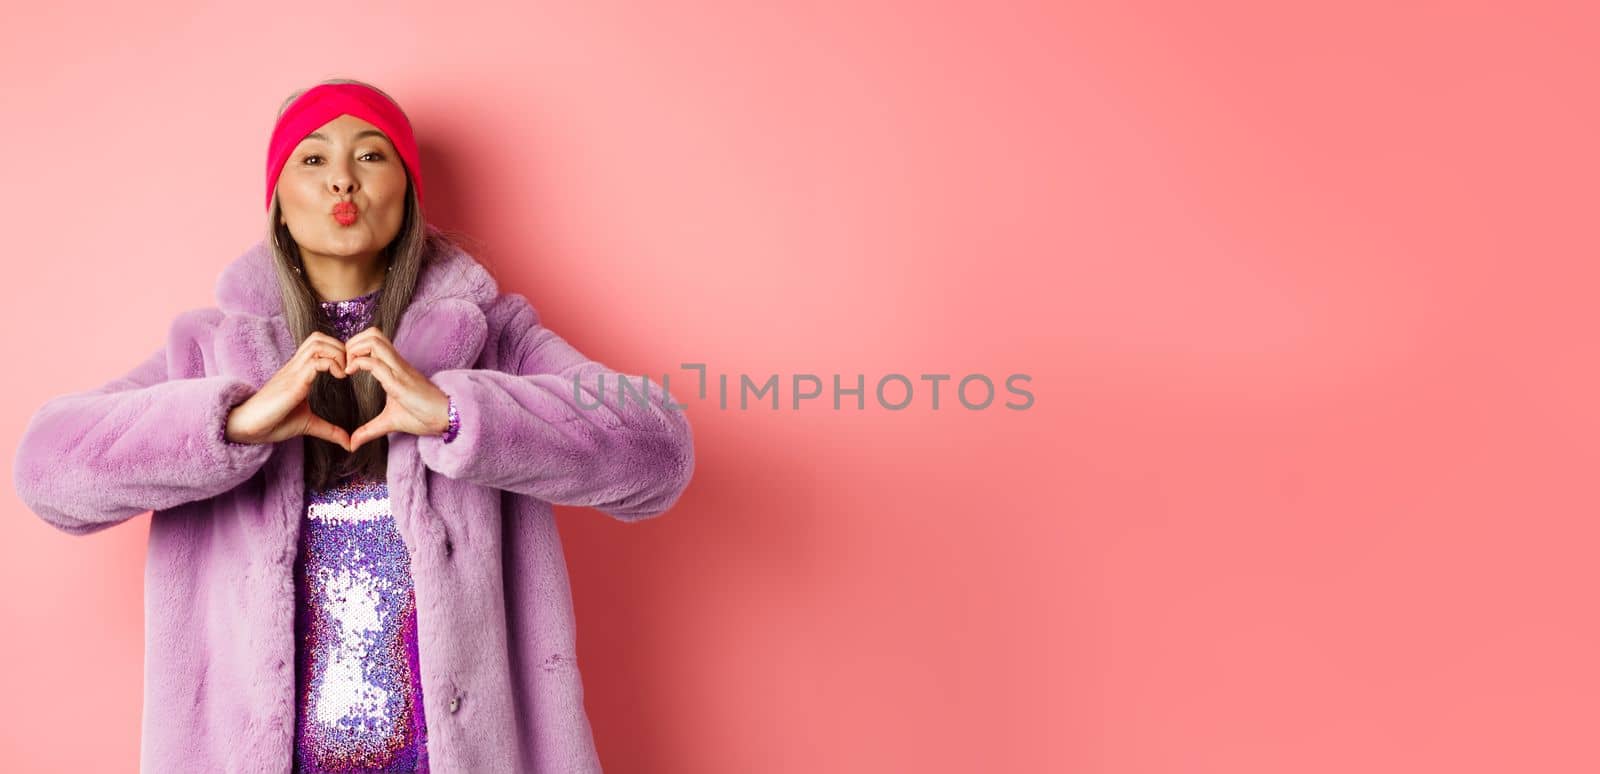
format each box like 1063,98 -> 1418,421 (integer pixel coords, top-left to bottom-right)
328,163 -> 358,196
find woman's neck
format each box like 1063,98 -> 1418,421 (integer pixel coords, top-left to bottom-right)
301,252 -> 386,303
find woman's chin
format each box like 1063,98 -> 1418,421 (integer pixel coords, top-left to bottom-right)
302,234 -> 377,260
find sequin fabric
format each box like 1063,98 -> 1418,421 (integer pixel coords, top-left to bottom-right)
294,287 -> 428,774
321,288 -> 382,340
442,398 -> 460,443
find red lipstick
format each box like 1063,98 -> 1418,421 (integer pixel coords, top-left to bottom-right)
332,201 -> 359,226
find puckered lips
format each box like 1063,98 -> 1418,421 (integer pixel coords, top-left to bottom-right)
332,201 -> 359,226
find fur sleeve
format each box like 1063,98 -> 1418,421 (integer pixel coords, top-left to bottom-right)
12,310 -> 273,535
416,293 -> 695,521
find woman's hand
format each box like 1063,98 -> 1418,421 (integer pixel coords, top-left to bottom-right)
224,332 -> 354,450
344,326 -> 453,452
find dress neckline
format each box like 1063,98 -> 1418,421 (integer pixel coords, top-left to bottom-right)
318,287 -> 381,308
317,288 -> 380,340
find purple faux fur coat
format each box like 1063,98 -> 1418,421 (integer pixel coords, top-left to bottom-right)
12,228 -> 695,773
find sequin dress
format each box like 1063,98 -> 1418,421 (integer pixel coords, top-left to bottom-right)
292,287 -> 460,774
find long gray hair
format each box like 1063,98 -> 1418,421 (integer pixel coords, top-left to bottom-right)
266,77 -> 466,491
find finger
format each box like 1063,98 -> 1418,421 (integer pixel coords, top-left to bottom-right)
295,340 -> 348,373
341,327 -> 390,371
301,412 -> 353,452
314,351 -> 351,379
299,331 -> 347,356
343,326 -> 389,350
347,355 -> 399,391
349,414 -> 394,452
303,354 -> 347,384
344,335 -> 401,370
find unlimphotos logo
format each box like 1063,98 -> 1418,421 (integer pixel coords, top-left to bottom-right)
570,363 -> 1035,412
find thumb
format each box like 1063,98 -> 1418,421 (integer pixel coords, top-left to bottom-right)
349,414 -> 394,452
302,413 -> 353,452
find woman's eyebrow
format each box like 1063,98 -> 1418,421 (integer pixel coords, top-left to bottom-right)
301,129 -> 390,144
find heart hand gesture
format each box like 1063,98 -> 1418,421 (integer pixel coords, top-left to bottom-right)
223,328 -> 452,452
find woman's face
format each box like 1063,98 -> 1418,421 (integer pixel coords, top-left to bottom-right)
274,113 -> 409,267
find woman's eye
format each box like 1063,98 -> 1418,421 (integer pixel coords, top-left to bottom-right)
299,152 -> 383,165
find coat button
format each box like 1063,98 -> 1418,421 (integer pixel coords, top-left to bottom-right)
449,696 -> 460,713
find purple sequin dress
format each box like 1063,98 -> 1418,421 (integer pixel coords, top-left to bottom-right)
292,287 -> 458,774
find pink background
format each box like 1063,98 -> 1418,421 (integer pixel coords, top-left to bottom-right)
2,1 -> 1596,771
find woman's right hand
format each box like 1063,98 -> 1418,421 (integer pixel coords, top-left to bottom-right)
224,332 -> 353,450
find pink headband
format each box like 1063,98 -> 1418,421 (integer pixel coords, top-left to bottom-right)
264,83 -> 424,211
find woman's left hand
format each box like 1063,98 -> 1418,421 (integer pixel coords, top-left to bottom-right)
345,326 -> 453,452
